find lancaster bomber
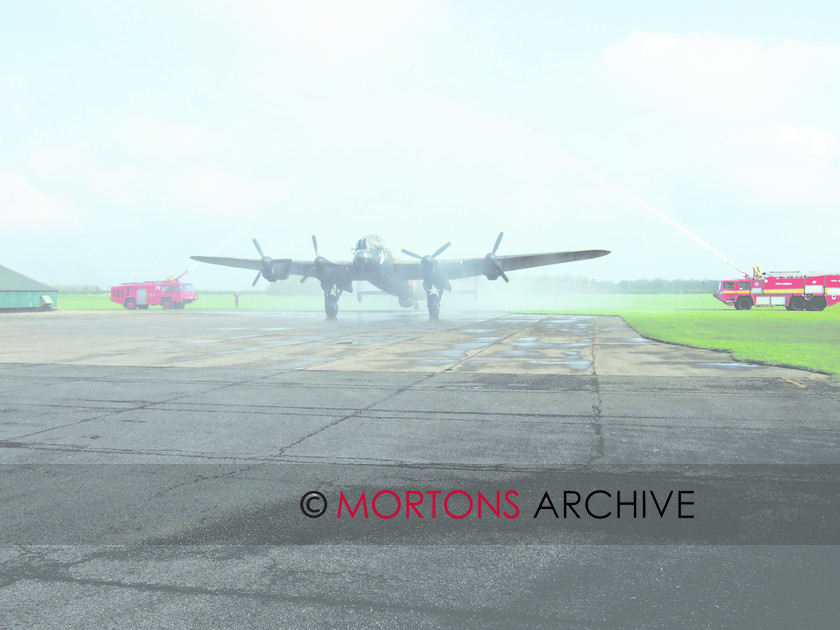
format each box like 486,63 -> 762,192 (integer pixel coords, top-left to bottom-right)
191,232 -> 609,319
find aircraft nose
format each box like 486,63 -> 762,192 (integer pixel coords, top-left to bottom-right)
354,249 -> 374,268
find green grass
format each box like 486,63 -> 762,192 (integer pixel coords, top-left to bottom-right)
513,294 -> 840,378
55,292 -> 323,312
56,292 -> 840,377
623,309 -> 840,378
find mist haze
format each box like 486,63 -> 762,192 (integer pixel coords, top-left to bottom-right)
2,1 -> 838,290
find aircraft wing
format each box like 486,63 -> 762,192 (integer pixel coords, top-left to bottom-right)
191,256 -> 262,271
394,249 -> 610,281
190,256 -> 341,277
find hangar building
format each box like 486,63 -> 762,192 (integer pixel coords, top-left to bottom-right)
0,264 -> 58,311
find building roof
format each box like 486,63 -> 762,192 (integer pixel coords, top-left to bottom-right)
0,264 -> 57,292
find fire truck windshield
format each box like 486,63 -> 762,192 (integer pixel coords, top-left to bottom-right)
181,284 -> 194,292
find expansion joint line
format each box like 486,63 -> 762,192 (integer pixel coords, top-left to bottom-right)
443,313 -> 541,372
587,316 -> 605,465
269,371 -> 438,461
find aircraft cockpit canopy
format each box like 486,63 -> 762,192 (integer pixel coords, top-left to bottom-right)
355,234 -> 390,256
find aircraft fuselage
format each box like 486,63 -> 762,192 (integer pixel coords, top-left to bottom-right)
351,236 -> 415,307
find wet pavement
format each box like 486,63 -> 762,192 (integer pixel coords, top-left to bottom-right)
1,311 -> 838,628
0,310 -> 820,377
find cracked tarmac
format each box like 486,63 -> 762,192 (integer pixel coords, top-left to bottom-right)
1,311 -> 839,628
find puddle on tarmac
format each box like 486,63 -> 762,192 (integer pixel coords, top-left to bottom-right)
451,342 -> 490,351
513,342 -> 555,349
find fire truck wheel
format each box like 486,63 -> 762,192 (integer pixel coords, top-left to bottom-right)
789,295 -> 805,311
161,298 -> 172,309
735,296 -> 752,311
806,296 -> 827,311
125,298 -> 136,310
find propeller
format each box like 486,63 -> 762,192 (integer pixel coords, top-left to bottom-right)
252,238 -> 273,287
300,234 -> 328,284
401,241 -> 452,293
484,231 -> 509,282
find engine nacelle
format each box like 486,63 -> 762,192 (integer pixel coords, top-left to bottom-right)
483,253 -> 501,280
262,259 -> 291,282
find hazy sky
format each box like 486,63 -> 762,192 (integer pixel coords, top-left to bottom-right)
2,1 -> 838,289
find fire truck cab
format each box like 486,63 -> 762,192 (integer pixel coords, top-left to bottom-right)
714,271 -> 840,311
111,279 -> 198,310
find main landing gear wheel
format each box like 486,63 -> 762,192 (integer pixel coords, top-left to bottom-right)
427,293 -> 440,320
735,296 -> 752,310
806,296 -> 827,311
325,294 -> 339,318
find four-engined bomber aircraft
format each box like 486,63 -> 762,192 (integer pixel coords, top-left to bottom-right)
191,233 -> 610,319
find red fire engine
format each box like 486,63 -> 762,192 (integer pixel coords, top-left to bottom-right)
111,273 -> 198,310
714,266 -> 840,311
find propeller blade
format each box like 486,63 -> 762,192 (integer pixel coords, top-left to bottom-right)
492,231 -> 504,254
252,269 -> 263,287
311,234 -> 319,256
403,241 -> 452,293
432,241 -> 451,258
490,259 -> 509,283
300,264 -> 318,284
252,238 -> 264,258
